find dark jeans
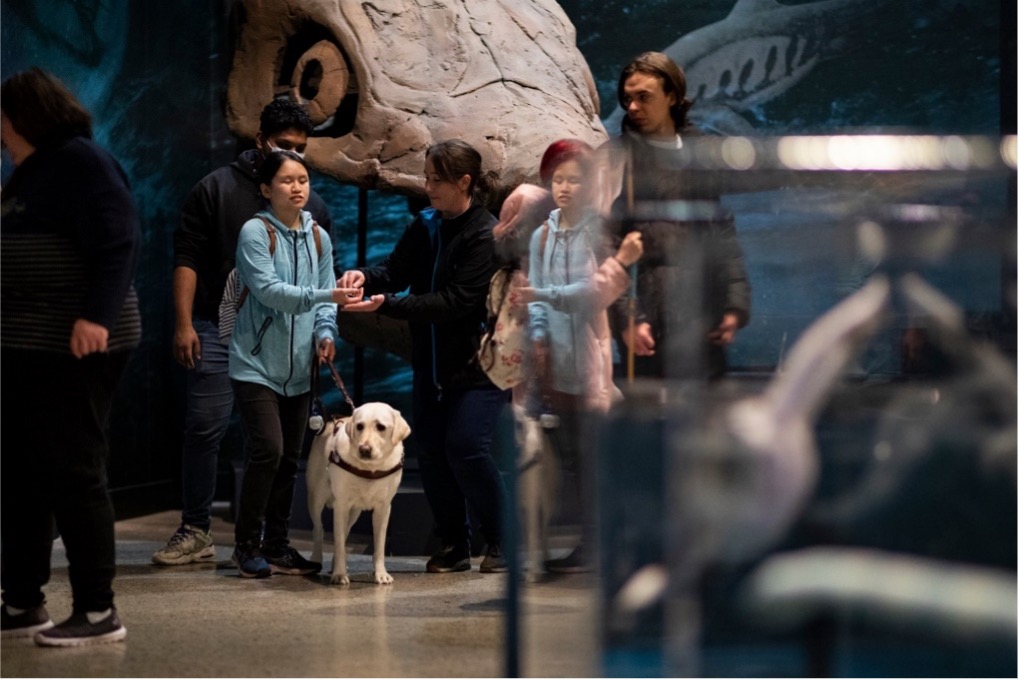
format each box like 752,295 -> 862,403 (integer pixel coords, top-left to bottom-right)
232,380 -> 309,549
413,378 -> 510,552
180,319 -> 234,531
1,348 -> 130,613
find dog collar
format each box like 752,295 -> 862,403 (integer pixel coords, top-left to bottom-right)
329,449 -> 404,479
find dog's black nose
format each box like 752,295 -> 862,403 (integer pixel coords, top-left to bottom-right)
358,444 -> 372,459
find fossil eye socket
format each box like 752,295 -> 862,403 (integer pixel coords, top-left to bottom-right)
278,24 -> 358,137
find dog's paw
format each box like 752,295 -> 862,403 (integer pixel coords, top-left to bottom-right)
330,573 -> 351,586
374,571 -> 394,585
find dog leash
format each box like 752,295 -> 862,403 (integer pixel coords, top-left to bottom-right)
310,355 -> 356,435
322,357 -> 357,412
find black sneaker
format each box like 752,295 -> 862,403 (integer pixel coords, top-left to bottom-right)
544,545 -> 591,574
262,545 -> 322,576
34,609 -> 126,647
426,545 -> 471,573
479,543 -> 508,573
1,603 -> 54,639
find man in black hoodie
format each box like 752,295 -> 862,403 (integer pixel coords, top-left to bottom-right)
154,100 -> 333,566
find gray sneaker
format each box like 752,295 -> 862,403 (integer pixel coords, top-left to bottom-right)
151,525 -> 215,565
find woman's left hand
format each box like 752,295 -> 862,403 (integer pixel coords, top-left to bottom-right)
342,294 -> 385,313
317,337 -> 335,362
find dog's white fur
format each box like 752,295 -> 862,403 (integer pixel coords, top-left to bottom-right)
513,403 -> 559,581
306,402 -> 411,585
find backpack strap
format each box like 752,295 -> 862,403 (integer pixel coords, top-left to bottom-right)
312,220 -> 323,259
236,217 -> 278,310
257,214 -> 322,259
256,215 -> 277,256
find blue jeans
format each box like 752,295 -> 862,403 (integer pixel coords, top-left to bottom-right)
180,319 -> 234,530
412,378 -> 510,552
232,381 -> 309,549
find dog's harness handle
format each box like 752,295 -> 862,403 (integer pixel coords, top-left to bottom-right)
328,449 -> 404,480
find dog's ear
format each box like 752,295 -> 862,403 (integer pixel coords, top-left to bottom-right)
345,414 -> 356,442
391,408 -> 411,445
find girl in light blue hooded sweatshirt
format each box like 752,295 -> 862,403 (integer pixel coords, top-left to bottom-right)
228,150 -> 352,579
515,139 -> 643,573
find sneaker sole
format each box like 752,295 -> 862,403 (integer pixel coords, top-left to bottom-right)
1,621 -> 54,639
151,546 -> 217,566
426,560 -> 471,573
237,568 -> 271,579
35,626 -> 126,647
268,565 -> 319,576
479,564 -> 509,574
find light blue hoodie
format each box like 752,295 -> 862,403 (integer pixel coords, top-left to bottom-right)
527,208 -> 605,396
228,209 -> 337,396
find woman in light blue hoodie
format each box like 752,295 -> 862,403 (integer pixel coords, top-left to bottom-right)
228,150 -> 349,578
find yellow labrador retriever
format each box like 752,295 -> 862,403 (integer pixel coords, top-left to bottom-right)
306,402 -> 411,585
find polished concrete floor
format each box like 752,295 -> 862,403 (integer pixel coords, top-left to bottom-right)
1,510 -> 598,678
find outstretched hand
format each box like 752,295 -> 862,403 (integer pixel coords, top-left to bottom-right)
342,294 -> 385,313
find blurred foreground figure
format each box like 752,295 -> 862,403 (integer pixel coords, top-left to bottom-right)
496,51 -> 751,381
1,67 -> 141,646
602,51 -> 750,380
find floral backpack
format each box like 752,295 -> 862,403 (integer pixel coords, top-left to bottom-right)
476,265 -> 529,390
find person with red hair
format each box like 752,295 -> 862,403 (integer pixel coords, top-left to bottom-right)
513,138 -> 642,572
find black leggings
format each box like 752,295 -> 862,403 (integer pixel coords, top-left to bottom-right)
232,380 -> 310,550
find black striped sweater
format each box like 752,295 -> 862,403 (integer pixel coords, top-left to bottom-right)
1,136 -> 142,355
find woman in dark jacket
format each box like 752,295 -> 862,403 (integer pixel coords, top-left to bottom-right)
339,139 -> 509,573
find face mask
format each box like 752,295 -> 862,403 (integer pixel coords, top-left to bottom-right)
265,142 -> 305,160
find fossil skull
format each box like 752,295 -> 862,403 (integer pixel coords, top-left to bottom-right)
226,0 -> 606,199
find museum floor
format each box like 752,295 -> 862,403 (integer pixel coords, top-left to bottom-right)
0,510 -> 597,678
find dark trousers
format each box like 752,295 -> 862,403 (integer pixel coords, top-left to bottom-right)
1,348 -> 129,613
180,319 -> 234,531
541,394 -> 596,547
413,379 -> 510,552
232,380 -> 309,549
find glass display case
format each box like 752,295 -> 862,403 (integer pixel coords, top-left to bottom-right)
508,134 -> 1016,678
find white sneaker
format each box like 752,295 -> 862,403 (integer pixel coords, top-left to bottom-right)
151,525 -> 215,565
